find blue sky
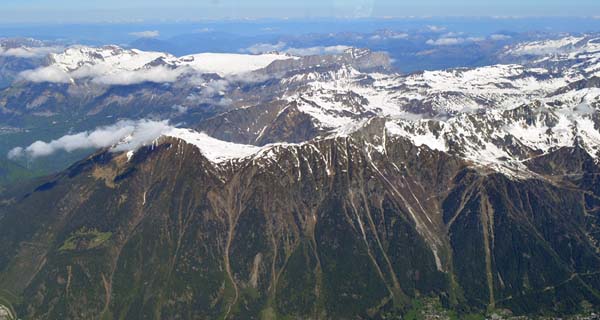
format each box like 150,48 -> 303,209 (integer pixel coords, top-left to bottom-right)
2,0 -> 600,23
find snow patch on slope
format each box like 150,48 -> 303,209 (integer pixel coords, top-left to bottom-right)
385,121 -> 448,152
165,128 -> 262,163
382,104 -> 600,178
507,36 -> 586,56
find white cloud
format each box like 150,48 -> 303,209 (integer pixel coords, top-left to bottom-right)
19,65 -> 71,83
227,72 -> 272,84
415,49 -> 437,56
467,37 -> 485,42
186,94 -> 232,107
8,120 -> 173,159
172,105 -> 189,114
185,79 -> 233,106
90,66 -> 187,85
20,64 -> 189,85
0,46 -> 62,58
284,45 -> 351,56
368,31 -> 409,41
490,34 -> 512,41
68,64 -> 111,79
426,25 -> 446,33
245,41 -> 286,54
389,33 -> 409,39
201,79 -> 229,96
426,37 -> 465,46
245,42 -> 352,56
7,147 -> 24,160
129,30 -> 160,38
426,36 -> 487,46
442,32 -> 464,37
243,41 -> 351,56
112,120 -> 173,152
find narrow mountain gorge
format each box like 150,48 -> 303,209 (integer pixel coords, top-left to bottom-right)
0,35 -> 600,319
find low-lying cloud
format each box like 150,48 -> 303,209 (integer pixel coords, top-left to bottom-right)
426,37 -> 465,46
426,25 -> 447,33
90,66 -> 187,86
284,45 -> 351,56
129,30 -> 160,38
19,66 -> 72,83
245,42 -> 351,56
246,41 -> 287,54
0,46 -> 63,58
184,78 -> 233,106
427,34 -> 513,46
490,34 -> 512,41
20,64 -> 190,85
8,120 -> 173,160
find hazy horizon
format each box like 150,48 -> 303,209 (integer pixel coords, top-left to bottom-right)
2,0 -> 600,23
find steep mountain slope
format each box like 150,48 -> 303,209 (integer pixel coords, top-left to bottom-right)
1,120 -> 599,319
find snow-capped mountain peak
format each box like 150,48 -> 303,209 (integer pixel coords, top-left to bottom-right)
20,45 -> 297,84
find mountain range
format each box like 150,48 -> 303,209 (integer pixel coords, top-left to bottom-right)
0,34 -> 600,319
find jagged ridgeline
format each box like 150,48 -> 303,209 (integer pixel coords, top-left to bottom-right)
0,122 -> 599,319
0,35 -> 599,319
